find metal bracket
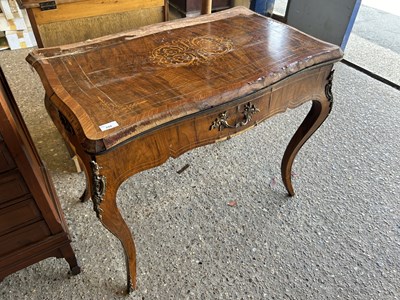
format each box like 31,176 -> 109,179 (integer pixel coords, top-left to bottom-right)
39,1 -> 57,11
90,161 -> 106,219
325,70 -> 334,110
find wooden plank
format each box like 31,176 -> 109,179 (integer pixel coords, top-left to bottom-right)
31,0 -> 164,25
36,7 -> 164,46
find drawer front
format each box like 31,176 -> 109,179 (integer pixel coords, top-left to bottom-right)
0,220 -> 50,257
0,198 -> 41,236
101,89 -> 271,178
0,170 -> 29,205
0,142 -> 16,174
195,94 -> 268,145
164,65 -> 325,154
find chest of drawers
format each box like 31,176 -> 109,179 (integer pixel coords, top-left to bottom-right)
0,67 -> 80,281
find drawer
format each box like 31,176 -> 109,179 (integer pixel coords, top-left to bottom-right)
0,197 -> 42,236
0,142 -> 15,174
112,90 -> 272,175
0,170 -> 29,205
0,220 -> 50,257
192,90 -> 271,145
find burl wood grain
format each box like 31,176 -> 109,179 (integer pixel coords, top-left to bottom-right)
27,7 -> 342,293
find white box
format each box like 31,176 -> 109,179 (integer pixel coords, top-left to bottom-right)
0,0 -> 22,20
0,12 -> 27,30
5,28 -> 36,49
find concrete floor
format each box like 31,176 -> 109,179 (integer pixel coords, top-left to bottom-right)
0,3 -> 399,300
345,2 -> 400,85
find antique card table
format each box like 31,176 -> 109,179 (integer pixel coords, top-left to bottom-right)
27,7 -> 343,292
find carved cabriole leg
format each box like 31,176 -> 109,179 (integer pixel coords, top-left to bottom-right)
44,95 -> 84,173
75,152 -> 91,203
79,187 -> 90,202
89,159 -> 137,293
44,98 -> 93,201
73,148 -> 90,203
281,70 -> 335,196
79,164 -> 90,203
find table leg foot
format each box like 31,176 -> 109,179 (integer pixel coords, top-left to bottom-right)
96,183 -> 137,292
68,265 -> 81,276
79,188 -> 89,202
281,98 -> 332,196
59,244 -> 81,276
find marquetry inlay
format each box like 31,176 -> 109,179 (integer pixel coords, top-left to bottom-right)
150,35 -> 233,66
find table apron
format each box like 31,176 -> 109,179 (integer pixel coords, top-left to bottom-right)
94,64 -> 332,186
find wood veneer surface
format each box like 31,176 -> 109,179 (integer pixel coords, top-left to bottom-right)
27,7 -> 342,153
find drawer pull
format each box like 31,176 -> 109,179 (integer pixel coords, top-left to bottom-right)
210,102 -> 260,131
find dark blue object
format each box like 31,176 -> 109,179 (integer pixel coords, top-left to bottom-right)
250,0 -> 275,16
341,0 -> 361,49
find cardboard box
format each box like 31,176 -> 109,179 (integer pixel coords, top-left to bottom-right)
0,12 -> 27,30
5,28 -> 36,49
0,0 -> 36,50
0,0 -> 22,20
0,0 -> 27,31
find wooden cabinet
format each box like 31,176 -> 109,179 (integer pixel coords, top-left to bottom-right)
0,67 -> 80,281
21,0 -> 168,47
170,0 -> 231,16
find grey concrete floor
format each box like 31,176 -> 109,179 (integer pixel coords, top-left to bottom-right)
1,3 -> 400,300
345,3 -> 400,85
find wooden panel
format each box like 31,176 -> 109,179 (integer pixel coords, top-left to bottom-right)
0,142 -> 15,174
0,221 -> 50,256
0,198 -> 41,236
171,0 -> 231,15
0,66 -> 80,280
0,232 -> 70,277
187,0 -> 230,12
96,66 -> 328,183
0,170 -> 29,205
36,6 -> 164,47
170,0 -> 187,12
31,0 -> 164,25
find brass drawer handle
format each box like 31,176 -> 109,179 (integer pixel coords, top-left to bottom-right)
210,102 -> 260,131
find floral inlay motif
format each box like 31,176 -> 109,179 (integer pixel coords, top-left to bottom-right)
150,35 -> 233,67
